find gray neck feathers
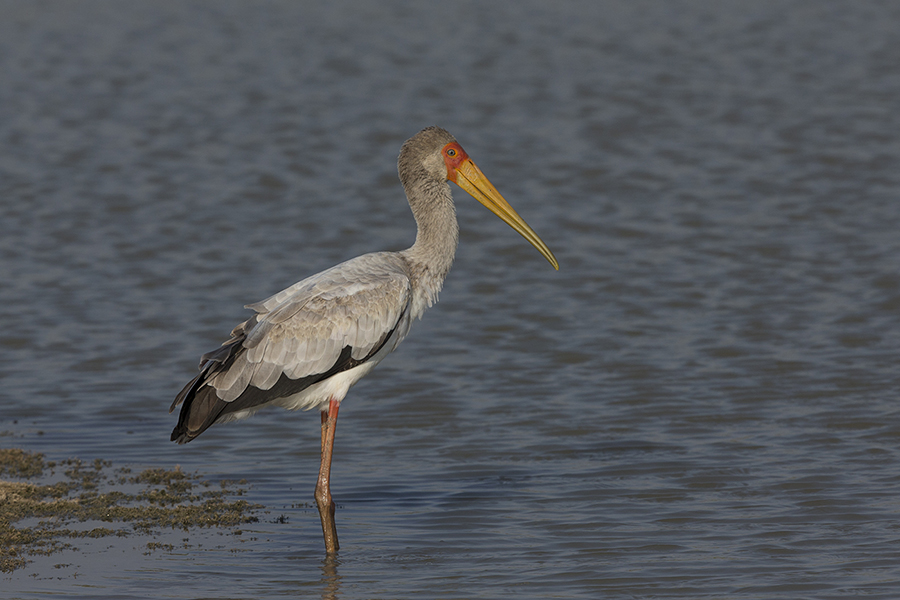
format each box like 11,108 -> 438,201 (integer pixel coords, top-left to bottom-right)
396,126 -> 460,304
402,177 -> 459,289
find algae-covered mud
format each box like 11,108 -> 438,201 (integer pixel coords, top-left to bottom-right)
0,448 -> 261,572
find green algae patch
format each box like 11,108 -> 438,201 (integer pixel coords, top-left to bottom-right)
0,448 -> 261,572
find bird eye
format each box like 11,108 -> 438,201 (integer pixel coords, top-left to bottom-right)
446,148 -> 456,157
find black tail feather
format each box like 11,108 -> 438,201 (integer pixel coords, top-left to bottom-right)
170,335 -> 245,444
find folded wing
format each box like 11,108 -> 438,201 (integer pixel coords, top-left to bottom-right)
170,252 -> 413,442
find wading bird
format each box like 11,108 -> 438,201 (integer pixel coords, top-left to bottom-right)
170,126 -> 558,553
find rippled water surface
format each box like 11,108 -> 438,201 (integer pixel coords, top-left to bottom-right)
2,1 -> 900,598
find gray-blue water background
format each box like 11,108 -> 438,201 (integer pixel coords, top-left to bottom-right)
1,1 -> 899,598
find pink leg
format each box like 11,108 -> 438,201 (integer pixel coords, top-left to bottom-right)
316,398 -> 340,553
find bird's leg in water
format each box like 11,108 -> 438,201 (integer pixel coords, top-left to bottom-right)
316,397 -> 340,553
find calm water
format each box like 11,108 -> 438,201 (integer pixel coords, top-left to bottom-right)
2,1 -> 900,598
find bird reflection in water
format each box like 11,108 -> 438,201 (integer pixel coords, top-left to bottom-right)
319,553 -> 341,600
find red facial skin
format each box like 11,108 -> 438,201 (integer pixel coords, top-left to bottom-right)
441,142 -> 469,182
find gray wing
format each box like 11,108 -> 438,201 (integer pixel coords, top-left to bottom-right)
170,252 -> 413,443
210,252 -> 413,401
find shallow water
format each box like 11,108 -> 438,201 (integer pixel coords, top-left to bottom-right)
2,0 -> 900,598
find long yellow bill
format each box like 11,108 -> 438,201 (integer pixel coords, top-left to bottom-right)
451,153 -> 559,270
